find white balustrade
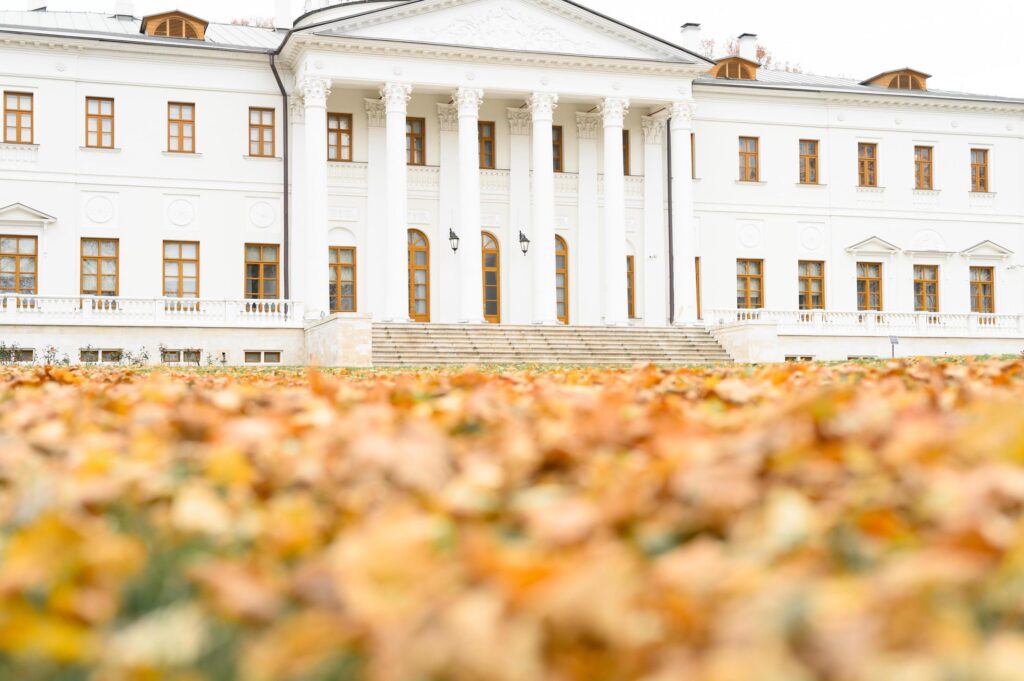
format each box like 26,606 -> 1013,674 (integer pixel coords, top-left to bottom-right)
704,309 -> 1024,339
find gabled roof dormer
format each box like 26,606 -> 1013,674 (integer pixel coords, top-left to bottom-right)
140,11 -> 208,40
862,68 -> 930,91
710,56 -> 758,81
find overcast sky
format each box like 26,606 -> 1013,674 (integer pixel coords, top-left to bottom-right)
6,0 -> 1024,98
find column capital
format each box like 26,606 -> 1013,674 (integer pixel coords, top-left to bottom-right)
669,101 -> 697,127
437,103 -> 458,132
454,87 -> 484,117
641,113 -> 668,144
298,75 -> 332,108
599,97 -> 630,127
528,92 -> 559,120
507,107 -> 532,135
365,98 -> 386,128
380,82 -> 413,112
289,94 -> 305,124
576,111 -> 601,140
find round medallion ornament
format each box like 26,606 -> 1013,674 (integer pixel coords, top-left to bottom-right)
738,223 -> 761,249
85,195 -> 114,224
168,199 -> 195,227
250,202 -> 276,229
800,225 -> 824,251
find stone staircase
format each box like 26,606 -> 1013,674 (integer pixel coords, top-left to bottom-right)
372,323 -> 733,367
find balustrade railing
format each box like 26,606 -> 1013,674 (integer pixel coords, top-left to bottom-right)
705,309 -> 1024,338
0,296 -> 305,327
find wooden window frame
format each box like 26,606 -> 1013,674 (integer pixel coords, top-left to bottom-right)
4,92 -> 33,145
329,246 -> 357,313
858,142 -> 878,187
626,254 -> 636,319
406,117 -> 426,166
0,235 -> 38,295
555,235 -> 569,324
971,149 -> 990,193
736,258 -> 764,310
408,229 -> 430,322
143,12 -> 207,40
80,238 -> 119,297
327,112 -> 353,162
482,232 -> 500,324
799,139 -> 819,185
478,121 -> 496,170
690,132 -> 696,179
85,97 -> 115,149
914,145 -> 933,190
695,256 -> 702,321
739,136 -> 759,182
798,260 -> 825,311
913,265 -> 940,313
244,243 -> 280,300
162,240 -> 199,299
857,262 -> 883,312
970,266 -> 995,314
167,102 -> 195,154
552,125 -> 564,173
622,129 -> 631,176
249,107 -> 275,158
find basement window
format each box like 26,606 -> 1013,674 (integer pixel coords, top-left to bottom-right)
244,351 -> 282,365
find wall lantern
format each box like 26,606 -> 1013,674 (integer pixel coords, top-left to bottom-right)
519,231 -> 531,256
448,229 -> 460,253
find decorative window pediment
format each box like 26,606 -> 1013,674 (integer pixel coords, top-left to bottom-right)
846,236 -> 901,256
141,12 -> 208,41
0,203 -> 56,227
961,240 -> 1013,260
862,68 -> 930,91
710,56 -> 759,81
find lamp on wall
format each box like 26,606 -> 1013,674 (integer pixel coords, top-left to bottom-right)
449,229 -> 460,253
519,231 -> 531,256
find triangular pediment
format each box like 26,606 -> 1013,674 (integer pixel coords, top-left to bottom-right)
0,203 -> 56,226
962,240 -> 1013,259
846,236 -> 900,255
311,0 -> 710,63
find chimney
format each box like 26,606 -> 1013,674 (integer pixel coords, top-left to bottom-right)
680,23 -> 701,52
275,0 -> 294,29
738,33 -> 758,62
113,0 -> 135,18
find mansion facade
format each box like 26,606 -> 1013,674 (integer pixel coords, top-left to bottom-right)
1,0 -> 1023,365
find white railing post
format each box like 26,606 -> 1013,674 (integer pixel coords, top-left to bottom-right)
968,314 -> 979,335
917,313 -> 928,333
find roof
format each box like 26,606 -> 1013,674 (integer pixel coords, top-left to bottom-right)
0,10 -> 285,51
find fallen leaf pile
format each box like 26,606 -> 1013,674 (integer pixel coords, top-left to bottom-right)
3,359 -> 1024,680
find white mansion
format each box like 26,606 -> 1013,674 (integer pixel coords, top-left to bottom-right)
1,0 -> 1023,365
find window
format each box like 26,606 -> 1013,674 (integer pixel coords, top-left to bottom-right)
857,262 -> 883,311
970,266 -> 995,314
327,113 -> 352,162
162,349 -> 201,364
799,139 -> 818,184
9,349 -> 34,363
4,92 -> 33,144
552,125 -> 564,172
736,259 -> 763,309
329,246 -> 356,313
0,236 -> 37,294
478,121 -> 495,169
798,261 -> 824,310
711,57 -> 757,81
913,265 -> 939,313
858,143 -> 878,187
914,146 -> 933,190
80,349 -> 122,364
406,117 -> 425,165
690,132 -> 696,179
622,130 -> 631,176
244,351 -> 281,364
168,102 -> 195,153
626,254 -> 636,319
86,97 -> 114,149
408,230 -> 430,322
739,137 -> 759,182
81,238 -> 118,297
244,244 -> 279,300
142,12 -> 207,40
971,149 -> 989,192
555,235 -> 569,324
482,232 -> 500,323
163,241 -> 199,298
864,69 -> 929,91
695,256 -> 702,321
249,108 -> 275,157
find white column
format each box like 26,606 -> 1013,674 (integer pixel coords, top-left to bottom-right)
455,87 -> 485,323
670,101 -> 698,324
365,98 -> 387,319
507,107 -> 533,324
288,94 -> 307,308
601,97 -> 630,325
381,82 -> 413,322
437,102 -> 460,323
529,92 -> 559,325
575,111 -> 602,325
641,112 -> 668,326
299,76 -> 331,318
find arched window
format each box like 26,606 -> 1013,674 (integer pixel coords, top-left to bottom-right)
710,57 -> 758,81
141,12 -> 208,41
408,229 -> 430,322
862,69 -> 930,91
555,235 -> 569,325
482,232 -> 500,324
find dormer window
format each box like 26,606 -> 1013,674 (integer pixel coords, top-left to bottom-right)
710,57 -> 758,81
141,12 -> 208,41
862,69 -> 930,91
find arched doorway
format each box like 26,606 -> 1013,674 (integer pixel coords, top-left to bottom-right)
482,231 -> 500,324
408,229 -> 430,322
555,235 -> 569,325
